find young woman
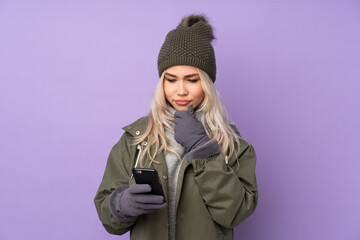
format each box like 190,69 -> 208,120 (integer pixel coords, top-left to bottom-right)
94,14 -> 258,240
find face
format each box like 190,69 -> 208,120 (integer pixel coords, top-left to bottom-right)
163,65 -> 205,111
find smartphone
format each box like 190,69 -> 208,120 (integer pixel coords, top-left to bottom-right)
132,168 -> 165,198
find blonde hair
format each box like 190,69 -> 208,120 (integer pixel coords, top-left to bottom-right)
131,67 -> 241,167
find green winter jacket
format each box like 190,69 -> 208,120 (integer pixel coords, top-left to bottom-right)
94,116 -> 258,240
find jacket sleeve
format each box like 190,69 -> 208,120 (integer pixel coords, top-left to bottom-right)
191,132 -> 258,228
94,132 -> 138,235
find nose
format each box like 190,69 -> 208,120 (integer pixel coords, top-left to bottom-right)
177,80 -> 188,96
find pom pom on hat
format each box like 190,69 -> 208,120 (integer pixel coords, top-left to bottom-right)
178,14 -> 216,41
157,13 -> 217,82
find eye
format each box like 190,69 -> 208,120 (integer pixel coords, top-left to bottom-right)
188,79 -> 199,83
166,79 -> 176,83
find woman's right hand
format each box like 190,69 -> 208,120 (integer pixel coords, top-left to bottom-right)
109,184 -> 167,222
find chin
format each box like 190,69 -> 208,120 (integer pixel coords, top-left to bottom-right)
172,105 -> 183,110
175,104 -> 195,111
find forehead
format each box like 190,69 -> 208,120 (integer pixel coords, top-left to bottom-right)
164,65 -> 198,76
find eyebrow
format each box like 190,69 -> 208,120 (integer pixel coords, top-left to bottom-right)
164,73 -> 199,78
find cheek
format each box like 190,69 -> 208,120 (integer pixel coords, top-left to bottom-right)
163,82 -> 173,99
193,85 -> 205,99
197,91 -> 205,103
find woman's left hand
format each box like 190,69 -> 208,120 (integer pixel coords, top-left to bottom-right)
174,105 -> 210,152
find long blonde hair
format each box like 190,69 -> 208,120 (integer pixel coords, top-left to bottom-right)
131,67 -> 241,167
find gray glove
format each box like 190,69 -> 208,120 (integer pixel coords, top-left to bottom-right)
109,184 -> 167,222
174,105 -> 221,162
174,105 -> 210,152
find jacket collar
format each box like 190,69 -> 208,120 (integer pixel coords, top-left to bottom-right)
122,116 -> 148,137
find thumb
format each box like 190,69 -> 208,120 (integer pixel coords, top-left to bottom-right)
187,105 -> 195,117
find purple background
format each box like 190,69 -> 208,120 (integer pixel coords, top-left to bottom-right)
1,1 -> 359,239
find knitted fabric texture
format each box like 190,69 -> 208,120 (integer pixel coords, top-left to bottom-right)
157,19 -> 217,82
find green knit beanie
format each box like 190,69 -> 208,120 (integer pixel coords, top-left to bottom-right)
157,14 -> 217,82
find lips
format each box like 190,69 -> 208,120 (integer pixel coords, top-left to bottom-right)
175,100 -> 191,106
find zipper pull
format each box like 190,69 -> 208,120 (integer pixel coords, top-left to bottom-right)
130,144 -> 142,179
